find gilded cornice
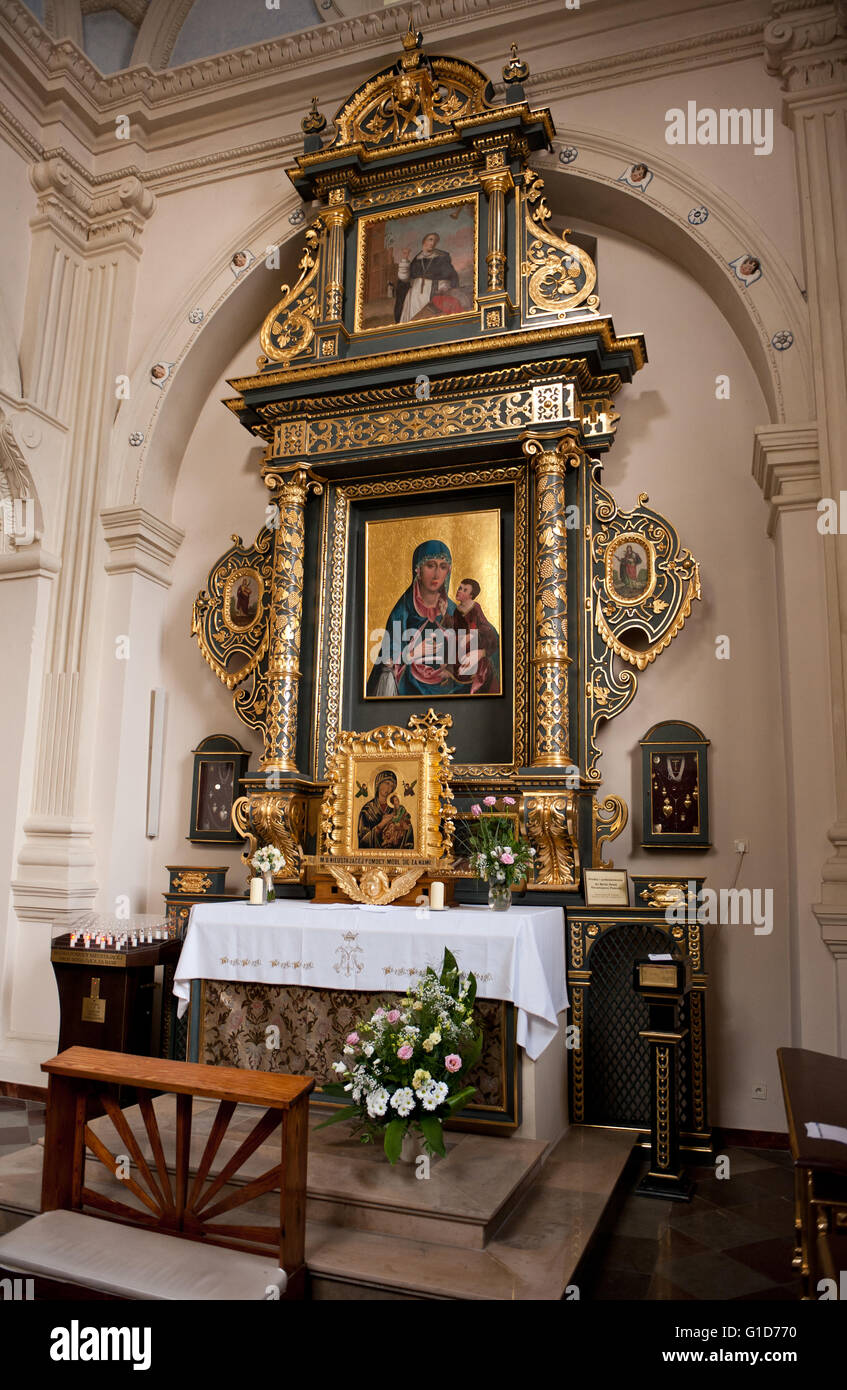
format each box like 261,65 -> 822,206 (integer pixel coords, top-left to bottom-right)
227,319 -> 646,395
223,357 -> 624,431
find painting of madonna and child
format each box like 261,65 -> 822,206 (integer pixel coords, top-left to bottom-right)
357,199 -> 476,332
364,510 -> 502,699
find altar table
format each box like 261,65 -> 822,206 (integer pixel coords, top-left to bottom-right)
173,901 -> 570,1141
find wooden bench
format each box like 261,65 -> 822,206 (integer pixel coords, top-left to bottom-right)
777,1046 -> 847,1299
0,1047 -> 314,1300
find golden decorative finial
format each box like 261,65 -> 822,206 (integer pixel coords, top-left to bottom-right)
503,41 -> 530,87
301,96 -> 326,135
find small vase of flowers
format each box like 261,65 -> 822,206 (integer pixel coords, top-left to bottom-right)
317,948 -> 482,1164
251,844 -> 284,901
468,796 -> 536,911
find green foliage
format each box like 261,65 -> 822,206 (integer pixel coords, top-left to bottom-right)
419,1114 -> 446,1157
383,1118 -> 406,1164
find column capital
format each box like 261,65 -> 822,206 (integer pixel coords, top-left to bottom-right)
522,430 -> 583,475
101,505 -> 184,588
765,1 -> 847,99
752,422 -> 821,536
29,158 -> 156,256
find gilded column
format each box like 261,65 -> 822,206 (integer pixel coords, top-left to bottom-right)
524,432 -> 582,767
480,155 -> 512,293
262,467 -> 321,774
323,187 -> 351,322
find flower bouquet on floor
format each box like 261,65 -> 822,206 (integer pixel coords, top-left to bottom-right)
317,948 -> 483,1164
469,795 -> 536,910
251,844 -> 284,901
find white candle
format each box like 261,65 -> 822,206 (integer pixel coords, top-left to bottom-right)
249,876 -> 264,905
430,880 -> 445,911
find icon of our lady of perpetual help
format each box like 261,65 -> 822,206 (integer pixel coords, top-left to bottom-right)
366,538 -> 500,697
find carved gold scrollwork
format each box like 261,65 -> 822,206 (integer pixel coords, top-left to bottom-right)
232,789 -> 306,882
191,530 -> 274,691
525,793 -> 579,886
522,169 -> 599,318
592,793 -> 628,868
259,224 -> 325,365
330,28 -> 493,152
593,486 -> 701,670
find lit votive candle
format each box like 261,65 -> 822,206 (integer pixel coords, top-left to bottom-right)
429,880 -> 445,911
249,876 -> 264,905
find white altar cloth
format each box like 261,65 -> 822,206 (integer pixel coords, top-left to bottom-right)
173,901 -> 567,1061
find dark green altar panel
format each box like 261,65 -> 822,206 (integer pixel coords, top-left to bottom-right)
189,981 -> 519,1131
342,480 -> 516,769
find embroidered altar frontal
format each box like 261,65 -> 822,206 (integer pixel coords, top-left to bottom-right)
194,983 -> 515,1131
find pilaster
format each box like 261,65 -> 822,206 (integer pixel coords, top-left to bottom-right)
765,2 -> 847,950
11,156 -> 156,933
753,422 -> 840,1052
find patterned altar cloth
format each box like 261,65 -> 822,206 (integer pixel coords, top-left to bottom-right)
173,901 -> 567,1060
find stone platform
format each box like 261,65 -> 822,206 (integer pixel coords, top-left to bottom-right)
0,1098 -> 637,1299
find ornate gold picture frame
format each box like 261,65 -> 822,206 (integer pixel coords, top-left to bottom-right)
355,194 -> 479,334
321,710 -> 455,862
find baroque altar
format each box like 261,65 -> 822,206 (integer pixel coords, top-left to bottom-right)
187,25 -> 707,1141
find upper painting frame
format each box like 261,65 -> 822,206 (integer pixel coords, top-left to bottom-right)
354,193 -> 479,335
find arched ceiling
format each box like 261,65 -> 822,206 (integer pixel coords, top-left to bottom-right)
26,0 -> 393,73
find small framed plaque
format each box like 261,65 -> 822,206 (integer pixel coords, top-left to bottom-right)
583,868 -> 630,907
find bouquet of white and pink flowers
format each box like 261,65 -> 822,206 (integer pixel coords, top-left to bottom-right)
317,948 -> 482,1163
468,795 -> 536,888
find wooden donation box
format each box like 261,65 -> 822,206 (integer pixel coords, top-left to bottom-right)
185,28 -> 704,1138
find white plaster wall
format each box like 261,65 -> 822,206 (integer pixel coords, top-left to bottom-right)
548,55 -> 803,285
142,331 -> 268,912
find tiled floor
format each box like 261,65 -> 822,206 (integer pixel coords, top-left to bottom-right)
0,1098 -> 45,1161
577,1145 -> 802,1300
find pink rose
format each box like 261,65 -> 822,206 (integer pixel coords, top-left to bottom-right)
470,804 -> 482,817
483,796 -> 497,807
445,1054 -> 462,1073
503,796 -> 516,805
373,1008 -> 385,1018
500,850 -> 514,865
387,1009 -> 401,1023
397,1043 -> 413,1060
346,1032 -> 359,1045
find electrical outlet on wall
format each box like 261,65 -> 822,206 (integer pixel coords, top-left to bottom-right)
735,839 -> 749,853
752,1083 -> 767,1101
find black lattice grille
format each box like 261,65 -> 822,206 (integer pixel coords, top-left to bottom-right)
582,924 -> 690,1129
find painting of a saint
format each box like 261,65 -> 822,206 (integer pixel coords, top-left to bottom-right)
395,232 -> 461,322
357,199 -> 476,332
607,538 -> 651,603
357,770 -> 414,850
228,572 -> 259,629
366,532 -> 501,697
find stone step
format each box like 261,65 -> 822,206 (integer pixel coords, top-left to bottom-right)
0,1116 -> 637,1298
